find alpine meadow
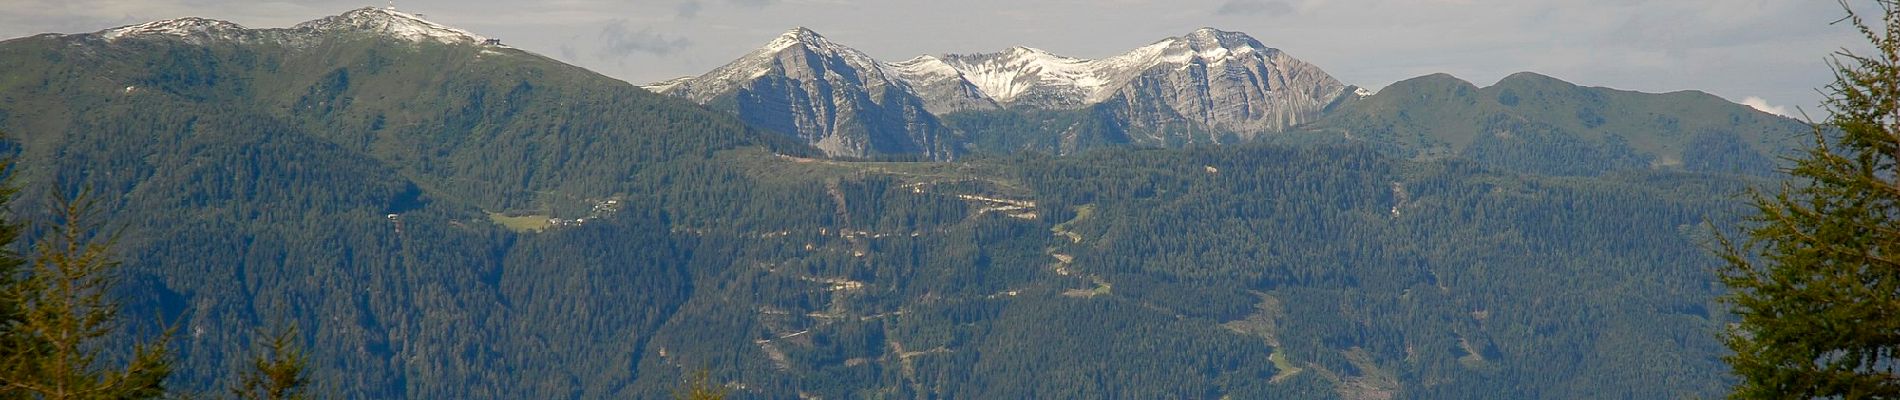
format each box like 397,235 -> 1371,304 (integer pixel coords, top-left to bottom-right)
0,1 -> 1889,399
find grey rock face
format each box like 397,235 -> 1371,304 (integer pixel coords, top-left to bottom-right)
889,55 -> 1000,113
648,28 -> 957,160
1100,29 -> 1353,144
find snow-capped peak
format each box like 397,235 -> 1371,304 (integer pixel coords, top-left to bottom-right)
1187,27 -> 1226,37
763,27 -> 828,52
923,28 -> 1283,106
655,27 -> 908,101
1143,28 -> 1271,65
99,17 -> 247,42
293,7 -> 486,44
755,27 -> 887,77
1180,28 -> 1259,50
748,27 -> 878,67
88,8 -> 497,46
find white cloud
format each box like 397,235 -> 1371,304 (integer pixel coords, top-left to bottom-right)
1740,96 -> 1795,118
597,19 -> 692,58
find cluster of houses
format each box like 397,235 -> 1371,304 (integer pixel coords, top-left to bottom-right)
547,199 -> 623,229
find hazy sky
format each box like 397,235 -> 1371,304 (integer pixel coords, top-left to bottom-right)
0,0 -> 1872,117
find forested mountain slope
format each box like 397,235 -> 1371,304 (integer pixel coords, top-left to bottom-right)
1297,72 -> 1806,177
0,8 -> 1769,399
0,8 -> 794,397
0,7 -> 790,211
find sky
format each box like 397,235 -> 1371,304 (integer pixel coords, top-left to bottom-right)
0,0 -> 1873,117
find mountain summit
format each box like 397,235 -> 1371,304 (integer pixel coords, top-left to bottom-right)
926,28 -> 1356,140
93,7 -> 493,45
645,27 -> 959,160
656,27 -> 903,104
925,27 -> 1340,112
99,17 -> 248,43
292,7 -> 489,44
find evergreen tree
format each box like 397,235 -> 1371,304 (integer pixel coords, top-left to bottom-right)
674,370 -> 727,400
1717,1 -> 1900,397
0,142 -> 25,400
0,191 -> 171,399
230,325 -> 309,400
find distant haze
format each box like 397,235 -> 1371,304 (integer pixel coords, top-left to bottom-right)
0,0 -> 1860,118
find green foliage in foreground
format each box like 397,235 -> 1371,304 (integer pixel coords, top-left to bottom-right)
1717,1 -> 1900,398
231,325 -> 310,400
0,192 -> 171,400
0,187 -> 316,400
673,370 -> 727,400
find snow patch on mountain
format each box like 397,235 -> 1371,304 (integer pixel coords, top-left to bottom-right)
942,47 -> 1110,105
294,7 -> 487,44
93,7 -> 495,46
917,28 -> 1307,108
889,55 -> 962,81
99,17 -> 248,43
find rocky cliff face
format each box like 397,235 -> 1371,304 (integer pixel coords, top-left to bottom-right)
888,55 -> 1000,113
647,28 -> 958,160
1100,29 -> 1354,143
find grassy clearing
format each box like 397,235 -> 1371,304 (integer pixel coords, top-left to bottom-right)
1268,350 -> 1304,382
487,212 -> 551,232
1062,277 -> 1112,298
1051,204 -> 1095,243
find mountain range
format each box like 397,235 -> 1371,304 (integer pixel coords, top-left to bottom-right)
647,27 -> 1361,159
0,7 -> 1814,399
